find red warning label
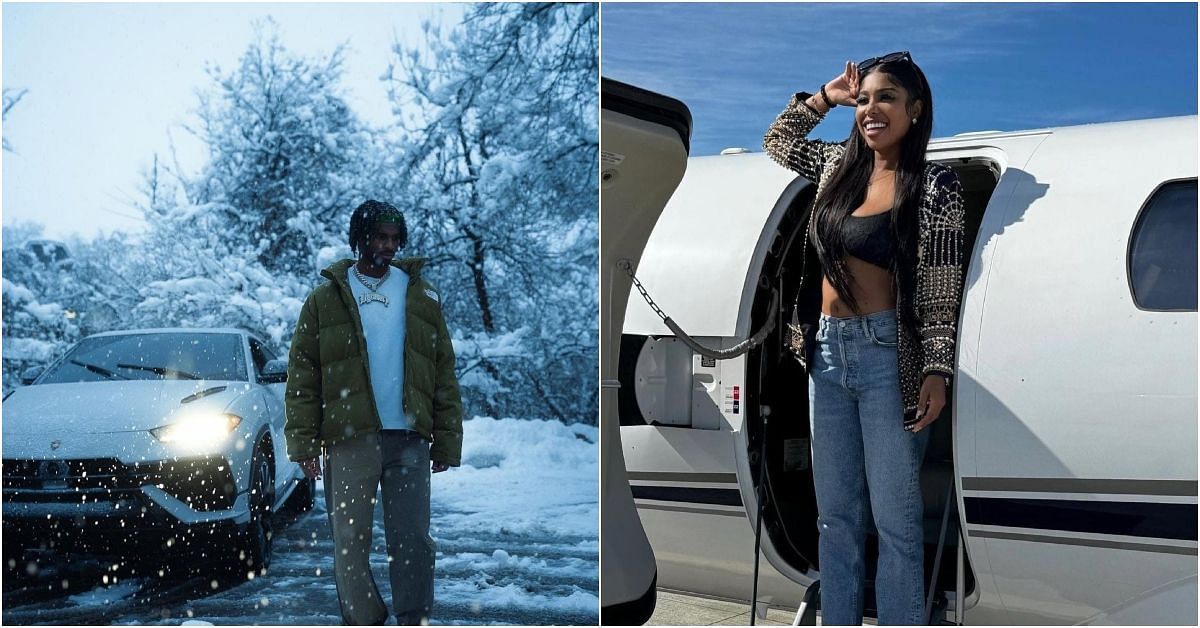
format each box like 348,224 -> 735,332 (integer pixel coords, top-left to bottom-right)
724,385 -> 742,415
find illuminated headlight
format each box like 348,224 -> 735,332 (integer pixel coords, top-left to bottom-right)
151,413 -> 242,446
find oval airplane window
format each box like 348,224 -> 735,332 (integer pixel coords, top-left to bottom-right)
1128,179 -> 1198,311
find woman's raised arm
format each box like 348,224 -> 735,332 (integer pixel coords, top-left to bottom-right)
763,61 -> 859,183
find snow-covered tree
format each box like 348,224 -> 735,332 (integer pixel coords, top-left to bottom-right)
2,224 -> 80,393
4,9 -> 599,425
146,21 -> 376,268
132,23 -> 377,349
1,224 -> 152,393
384,3 -> 598,423
3,87 -> 28,153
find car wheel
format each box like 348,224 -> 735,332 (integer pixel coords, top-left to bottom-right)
285,476 -> 316,513
234,446 -> 274,577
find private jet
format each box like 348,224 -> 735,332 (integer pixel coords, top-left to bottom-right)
600,77 -> 1197,625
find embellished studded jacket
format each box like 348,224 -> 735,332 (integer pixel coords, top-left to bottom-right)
763,92 -> 967,426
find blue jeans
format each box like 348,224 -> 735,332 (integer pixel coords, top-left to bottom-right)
807,308 -> 930,625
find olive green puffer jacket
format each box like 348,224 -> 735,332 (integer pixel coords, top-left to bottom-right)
283,258 -> 463,466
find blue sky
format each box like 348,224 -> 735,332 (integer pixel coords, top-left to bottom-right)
3,3 -> 463,240
602,2 -> 1198,156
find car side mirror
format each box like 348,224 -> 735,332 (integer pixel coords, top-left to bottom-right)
259,359 -> 288,384
20,366 -> 44,386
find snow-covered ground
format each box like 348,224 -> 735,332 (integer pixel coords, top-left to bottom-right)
2,417 -> 598,625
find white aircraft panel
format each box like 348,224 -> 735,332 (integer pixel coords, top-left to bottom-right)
973,117 -> 1197,482
980,535 -> 1195,624
623,153 -> 798,337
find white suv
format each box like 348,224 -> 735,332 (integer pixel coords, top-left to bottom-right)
2,328 -> 311,575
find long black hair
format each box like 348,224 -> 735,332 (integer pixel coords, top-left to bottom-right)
811,58 -> 933,342
348,199 -> 408,255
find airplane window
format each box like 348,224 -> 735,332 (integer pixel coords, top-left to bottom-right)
1128,179 -> 1198,311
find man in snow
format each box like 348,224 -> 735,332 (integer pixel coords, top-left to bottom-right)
284,199 -> 463,626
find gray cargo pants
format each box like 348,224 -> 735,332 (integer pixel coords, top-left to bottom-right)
323,429 -> 435,625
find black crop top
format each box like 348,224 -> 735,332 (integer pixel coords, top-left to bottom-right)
809,209 -> 895,271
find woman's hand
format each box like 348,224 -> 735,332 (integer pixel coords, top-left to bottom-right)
824,60 -> 860,106
910,374 -> 948,433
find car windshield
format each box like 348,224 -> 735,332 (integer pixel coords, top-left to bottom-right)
38,333 -> 247,384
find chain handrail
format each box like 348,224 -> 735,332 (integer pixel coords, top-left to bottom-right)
617,258 -> 778,360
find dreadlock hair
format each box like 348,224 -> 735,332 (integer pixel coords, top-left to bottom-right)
348,199 -> 408,255
810,57 -> 934,344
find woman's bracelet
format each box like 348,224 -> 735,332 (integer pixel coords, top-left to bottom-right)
819,84 -> 836,109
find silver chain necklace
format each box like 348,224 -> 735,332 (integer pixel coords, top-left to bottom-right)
353,264 -> 390,307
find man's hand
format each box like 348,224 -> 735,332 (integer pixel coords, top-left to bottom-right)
909,375 -> 948,433
431,461 -> 450,474
298,456 -> 322,480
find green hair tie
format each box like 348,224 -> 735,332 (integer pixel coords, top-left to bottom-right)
377,209 -> 404,224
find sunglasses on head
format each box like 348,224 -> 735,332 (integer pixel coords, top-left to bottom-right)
857,51 -> 913,73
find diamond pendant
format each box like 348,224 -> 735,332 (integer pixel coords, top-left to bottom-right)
359,291 -> 389,307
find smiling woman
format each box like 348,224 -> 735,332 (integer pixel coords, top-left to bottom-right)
761,52 -> 965,626
602,4 -> 1197,627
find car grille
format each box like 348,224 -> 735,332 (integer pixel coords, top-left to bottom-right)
2,456 -> 238,511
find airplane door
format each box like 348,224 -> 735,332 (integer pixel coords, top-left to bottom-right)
600,78 -> 691,624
